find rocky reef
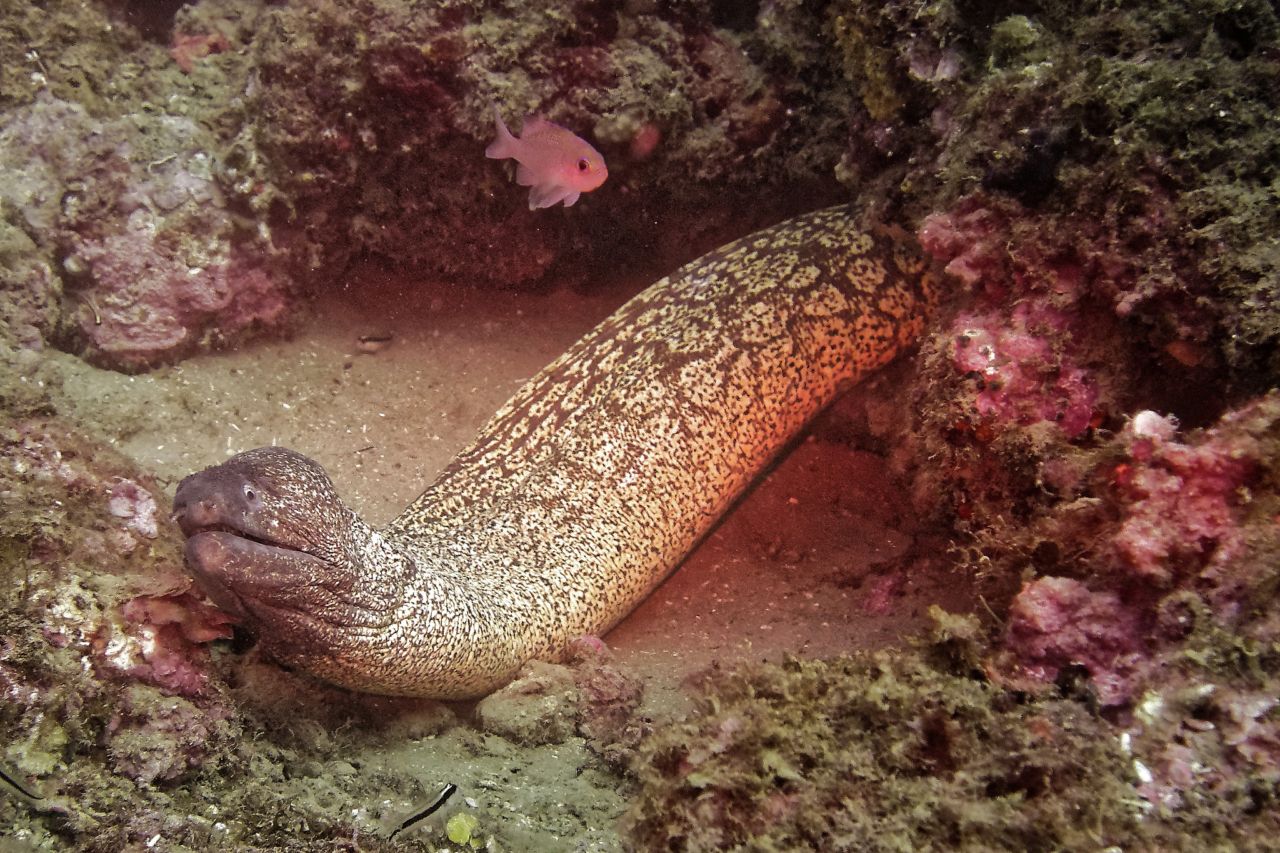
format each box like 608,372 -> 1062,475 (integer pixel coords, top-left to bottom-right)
1,0 -> 1278,849
832,0 -> 1280,386
625,605 -> 1280,849
1,1 -> 289,373
626,625 -> 1139,851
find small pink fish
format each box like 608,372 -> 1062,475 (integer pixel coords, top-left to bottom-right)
485,109 -> 608,210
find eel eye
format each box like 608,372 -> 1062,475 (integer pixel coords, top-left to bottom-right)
243,485 -> 258,503
577,158 -> 589,172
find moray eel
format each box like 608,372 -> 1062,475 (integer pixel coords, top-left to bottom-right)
173,206 -> 942,699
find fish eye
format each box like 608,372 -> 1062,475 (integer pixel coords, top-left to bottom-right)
577,158 -> 589,172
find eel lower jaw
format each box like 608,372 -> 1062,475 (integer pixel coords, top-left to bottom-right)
183,530 -> 333,626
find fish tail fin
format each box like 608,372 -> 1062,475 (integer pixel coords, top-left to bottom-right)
485,107 -> 518,160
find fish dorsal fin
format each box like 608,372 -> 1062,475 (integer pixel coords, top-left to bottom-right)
485,108 -> 519,160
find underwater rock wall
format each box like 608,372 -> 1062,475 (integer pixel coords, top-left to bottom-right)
1,93 -> 287,372
0,1 -> 289,373
237,0 -> 854,288
3,0 -> 1274,384
842,0 -> 1280,386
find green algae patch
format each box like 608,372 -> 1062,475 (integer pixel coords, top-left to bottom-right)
625,649 -> 1139,852
446,811 -> 482,847
929,0 -> 1280,383
829,2 -> 932,123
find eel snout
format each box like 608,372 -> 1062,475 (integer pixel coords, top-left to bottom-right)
172,461 -> 267,538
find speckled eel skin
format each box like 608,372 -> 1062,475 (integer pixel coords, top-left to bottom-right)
172,206 -> 942,699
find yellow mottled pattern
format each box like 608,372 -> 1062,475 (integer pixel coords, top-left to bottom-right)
299,206 -> 941,697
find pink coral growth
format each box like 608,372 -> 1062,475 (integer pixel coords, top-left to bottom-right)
951,302 -> 1098,437
169,31 -> 231,74
1002,576 -> 1146,706
117,594 -> 235,696
72,212 -> 288,371
107,479 -> 159,553
919,206 -> 1012,297
997,399 -> 1271,708
1112,411 -> 1252,598
921,202 -> 1100,437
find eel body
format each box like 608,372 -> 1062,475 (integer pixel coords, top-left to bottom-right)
173,206 -> 941,699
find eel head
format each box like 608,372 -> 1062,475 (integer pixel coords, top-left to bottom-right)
172,447 -> 402,673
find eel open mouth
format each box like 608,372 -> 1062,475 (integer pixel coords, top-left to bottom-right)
181,530 -> 329,622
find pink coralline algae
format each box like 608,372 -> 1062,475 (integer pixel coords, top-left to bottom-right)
72,213 -> 288,371
107,478 -> 159,548
951,303 -> 1098,437
5,420 -> 232,698
37,559 -> 229,699
170,31 -> 231,74
997,398 -> 1273,708
920,205 -> 1099,438
117,593 -> 234,697
1003,575 -> 1145,706
919,206 -> 1012,297
35,570 -> 225,701
1111,411 -> 1252,596
1,92 -> 293,370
